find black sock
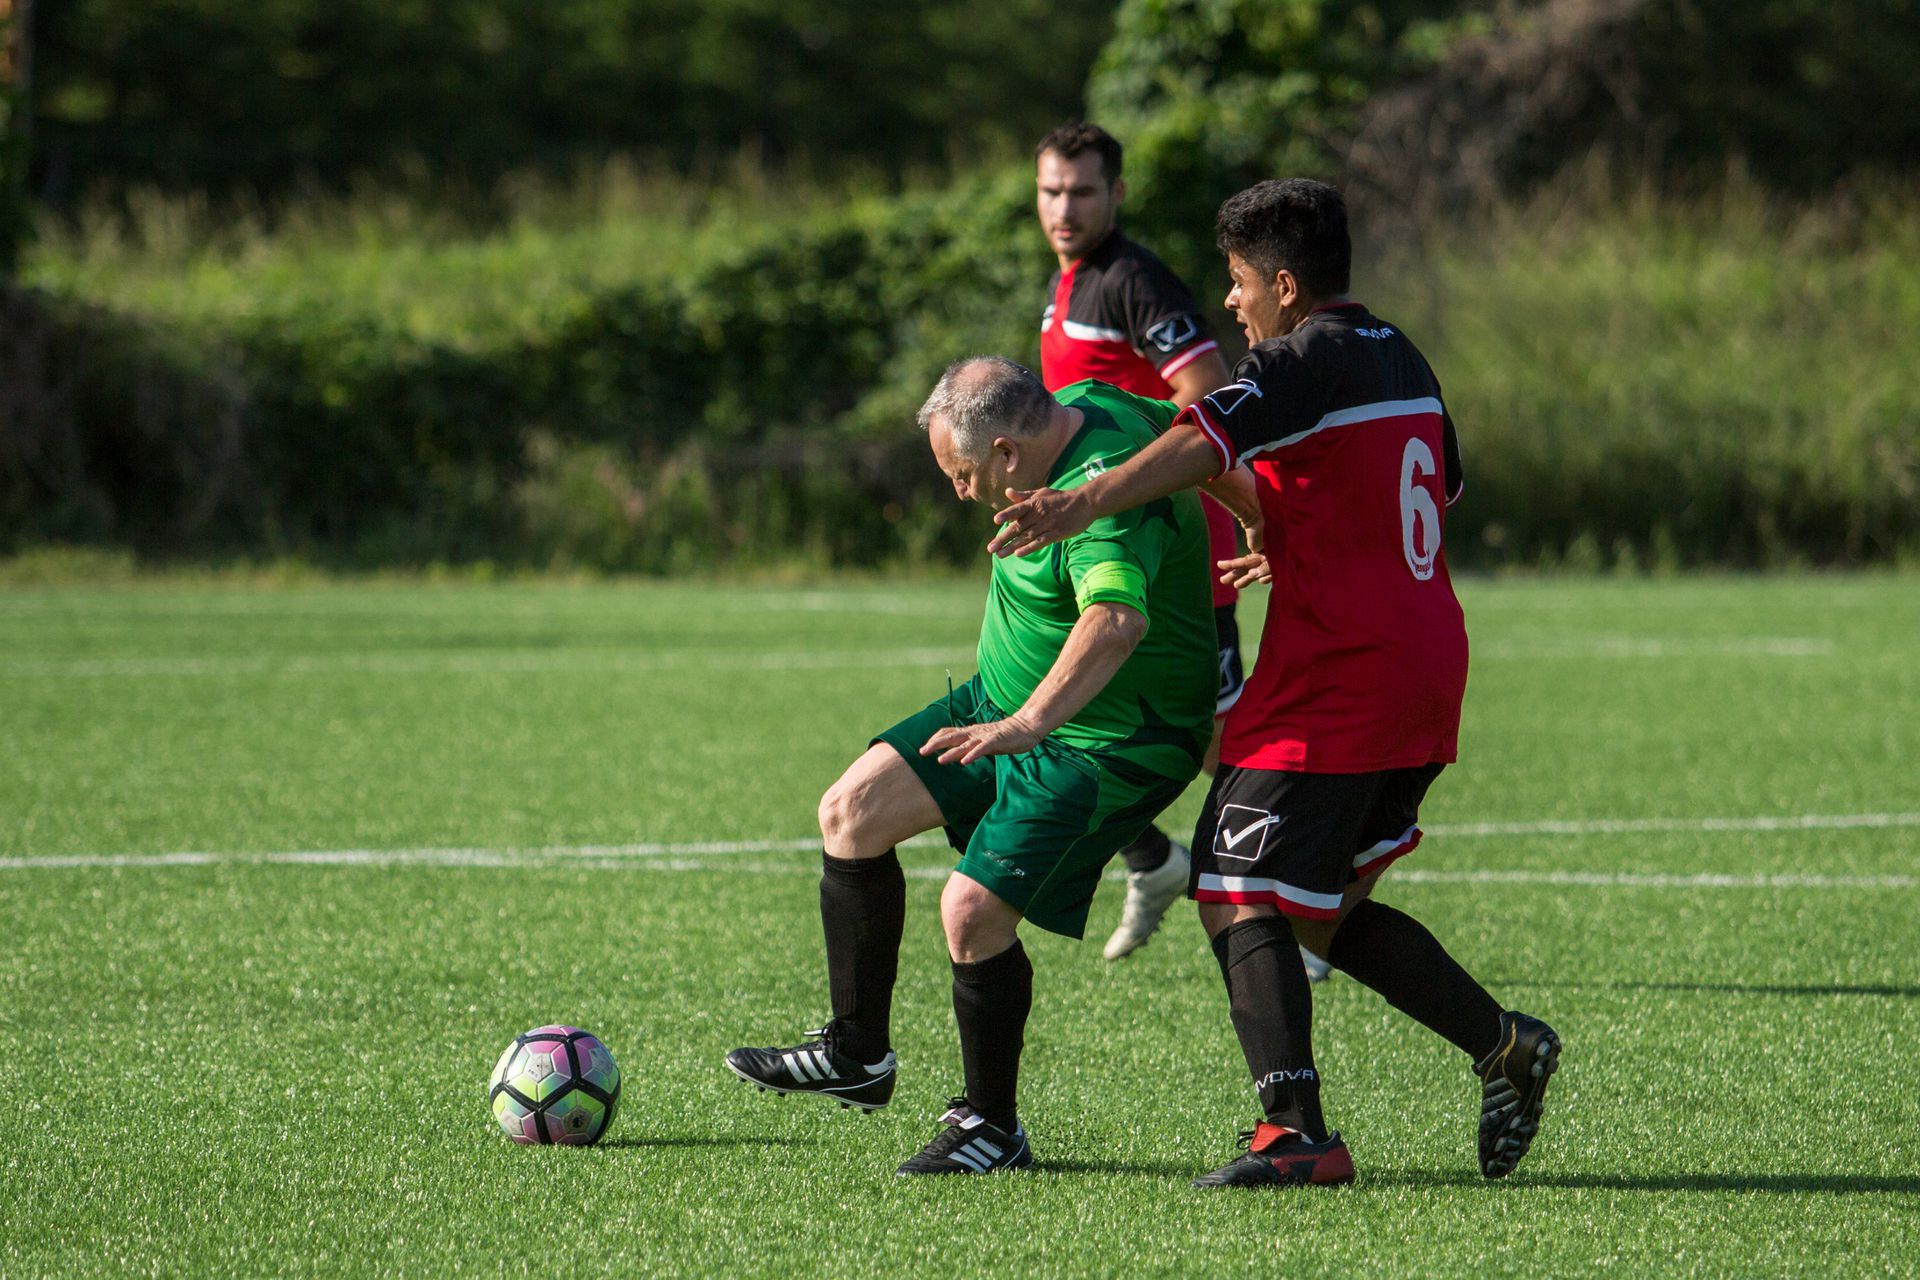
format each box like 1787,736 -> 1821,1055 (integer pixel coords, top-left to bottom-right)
1211,917 -> 1326,1141
951,939 -> 1033,1132
1325,899 -> 1505,1060
820,849 -> 905,1063
1120,824 -> 1172,874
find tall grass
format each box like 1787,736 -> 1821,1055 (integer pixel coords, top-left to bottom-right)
19,158 -> 903,345
1383,176 -> 1920,565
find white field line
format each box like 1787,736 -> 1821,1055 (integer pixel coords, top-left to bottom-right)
1426,812 -> 1920,837
3,812 -> 1916,886
0,635 -> 1840,679
0,647 -> 973,679
1472,636 -> 1833,659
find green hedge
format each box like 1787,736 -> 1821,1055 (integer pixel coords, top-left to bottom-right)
5,174 -> 1917,572
2,168 -> 1047,568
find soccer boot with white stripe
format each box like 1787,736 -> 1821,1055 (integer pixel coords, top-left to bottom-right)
1102,839 -> 1192,960
1474,1010 -> 1561,1178
723,1025 -> 896,1112
1190,1122 -> 1355,1188
895,1098 -> 1032,1176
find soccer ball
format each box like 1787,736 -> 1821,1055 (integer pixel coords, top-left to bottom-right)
488,1025 -> 622,1145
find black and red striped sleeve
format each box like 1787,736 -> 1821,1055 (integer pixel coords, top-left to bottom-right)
1173,343 -> 1327,475
1115,255 -> 1219,379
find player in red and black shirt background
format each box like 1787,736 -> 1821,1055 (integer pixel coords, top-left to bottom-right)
992,179 -> 1561,1189
1033,123 -> 1281,966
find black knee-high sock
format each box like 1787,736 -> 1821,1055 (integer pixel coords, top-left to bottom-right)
1120,824 -> 1172,874
1211,917 -> 1326,1141
1325,899 -> 1504,1060
820,849 -> 905,1062
951,939 -> 1032,1132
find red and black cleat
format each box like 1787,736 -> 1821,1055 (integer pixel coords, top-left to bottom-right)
1191,1122 -> 1356,1188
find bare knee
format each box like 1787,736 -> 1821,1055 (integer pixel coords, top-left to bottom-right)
817,773 -> 887,860
942,875 -> 1021,963
817,779 -> 855,854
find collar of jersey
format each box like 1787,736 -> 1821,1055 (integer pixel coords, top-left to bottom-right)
1046,405 -> 1109,487
1067,227 -> 1125,270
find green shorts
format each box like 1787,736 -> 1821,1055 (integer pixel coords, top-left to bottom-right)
873,675 -> 1197,939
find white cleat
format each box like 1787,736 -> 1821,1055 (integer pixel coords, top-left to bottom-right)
1300,946 -> 1332,984
1103,841 -> 1192,960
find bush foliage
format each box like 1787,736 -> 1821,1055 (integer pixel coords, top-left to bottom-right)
27,0 -> 1114,202
7,172 -> 1917,571
6,0 -> 1918,573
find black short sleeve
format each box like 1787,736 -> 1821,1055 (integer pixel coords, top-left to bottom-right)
1116,257 -> 1216,375
1181,342 -> 1333,471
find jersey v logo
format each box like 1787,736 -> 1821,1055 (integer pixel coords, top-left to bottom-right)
1145,314 -> 1199,352
1207,379 -> 1264,416
1215,804 -> 1281,861
1220,815 -> 1279,849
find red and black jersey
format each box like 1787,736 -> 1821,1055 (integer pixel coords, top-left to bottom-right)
1040,229 -> 1221,393
1177,302 -> 1468,774
1040,229 -> 1238,604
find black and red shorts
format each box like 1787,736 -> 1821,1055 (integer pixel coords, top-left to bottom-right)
1188,762 -> 1445,919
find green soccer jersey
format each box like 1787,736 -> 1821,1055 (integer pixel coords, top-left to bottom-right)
976,380 -> 1218,778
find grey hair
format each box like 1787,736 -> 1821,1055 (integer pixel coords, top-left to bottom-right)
915,356 -> 1054,458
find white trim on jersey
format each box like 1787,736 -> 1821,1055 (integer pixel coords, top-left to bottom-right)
1194,871 -> 1343,913
1186,401 -> 1235,476
1158,339 -> 1220,379
1353,824 -> 1420,874
1234,396 -> 1444,467
1060,317 -> 1129,344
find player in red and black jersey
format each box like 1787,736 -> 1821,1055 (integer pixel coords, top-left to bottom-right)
991,179 -> 1561,1188
1032,123 -> 1264,965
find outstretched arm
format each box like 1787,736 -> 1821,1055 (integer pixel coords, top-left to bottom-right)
987,421 -> 1222,558
920,602 -> 1146,765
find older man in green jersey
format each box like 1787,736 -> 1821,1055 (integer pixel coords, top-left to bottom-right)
726,356 -> 1219,1175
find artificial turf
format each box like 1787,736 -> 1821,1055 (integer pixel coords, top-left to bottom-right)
2,576 -> 1916,1276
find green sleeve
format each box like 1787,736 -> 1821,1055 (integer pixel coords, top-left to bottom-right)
1064,502 -> 1174,617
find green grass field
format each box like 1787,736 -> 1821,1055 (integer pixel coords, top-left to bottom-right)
2,575 -> 1917,1277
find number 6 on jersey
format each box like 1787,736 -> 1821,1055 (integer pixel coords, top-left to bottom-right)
1399,436 -> 1441,581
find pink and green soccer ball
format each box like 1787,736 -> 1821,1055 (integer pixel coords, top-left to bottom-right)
488,1026 -> 622,1145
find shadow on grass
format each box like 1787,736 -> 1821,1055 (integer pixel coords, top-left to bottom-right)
597,1135 -> 811,1150
1498,980 -> 1920,999
1365,1170 -> 1920,1195
1618,981 -> 1920,999
1036,1158 -> 1198,1178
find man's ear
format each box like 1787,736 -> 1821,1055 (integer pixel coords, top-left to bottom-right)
993,437 -> 1020,473
1112,177 -> 1127,208
1273,267 -> 1300,309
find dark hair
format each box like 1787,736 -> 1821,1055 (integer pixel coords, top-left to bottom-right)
1034,122 -> 1123,185
917,356 -> 1054,457
1215,179 -> 1351,297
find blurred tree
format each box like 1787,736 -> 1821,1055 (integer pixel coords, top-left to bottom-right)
1086,0 -> 1488,283
1091,0 -> 1920,270
0,0 -> 30,272
25,0 -> 1117,203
